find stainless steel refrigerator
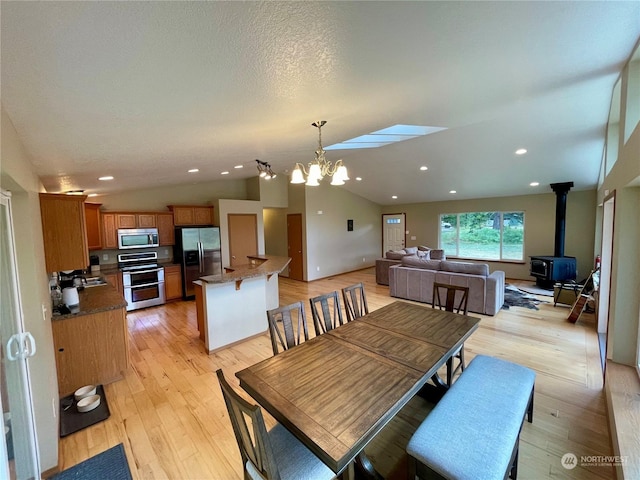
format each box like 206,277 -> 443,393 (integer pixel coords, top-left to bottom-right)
174,227 -> 222,299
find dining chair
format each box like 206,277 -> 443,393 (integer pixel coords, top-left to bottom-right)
432,282 -> 470,386
309,291 -> 345,336
341,282 -> 369,322
216,369 -> 336,480
266,301 -> 309,356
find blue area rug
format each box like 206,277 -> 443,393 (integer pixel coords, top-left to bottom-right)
51,443 -> 132,480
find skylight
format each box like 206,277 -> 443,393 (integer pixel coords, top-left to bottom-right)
325,124 -> 447,150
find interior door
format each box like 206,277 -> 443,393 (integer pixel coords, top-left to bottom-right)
228,214 -> 258,267
382,213 -> 406,253
287,214 -> 304,281
1,190 -> 40,480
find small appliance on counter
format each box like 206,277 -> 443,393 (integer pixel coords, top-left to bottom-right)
62,287 -> 79,307
90,255 -> 100,273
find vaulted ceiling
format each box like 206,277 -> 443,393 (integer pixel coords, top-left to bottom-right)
2,1 -> 639,205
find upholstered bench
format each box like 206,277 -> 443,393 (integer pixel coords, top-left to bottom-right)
407,355 -> 535,480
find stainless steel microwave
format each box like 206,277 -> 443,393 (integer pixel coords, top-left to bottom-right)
117,228 -> 159,249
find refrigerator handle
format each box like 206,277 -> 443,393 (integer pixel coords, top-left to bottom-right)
198,242 -> 204,273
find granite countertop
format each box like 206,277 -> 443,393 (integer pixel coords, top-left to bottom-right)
199,255 -> 291,285
52,283 -> 127,321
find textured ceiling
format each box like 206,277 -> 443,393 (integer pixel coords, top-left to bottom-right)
2,1 -> 639,205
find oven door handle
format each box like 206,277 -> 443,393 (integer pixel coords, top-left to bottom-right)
126,282 -> 162,289
126,268 -> 162,275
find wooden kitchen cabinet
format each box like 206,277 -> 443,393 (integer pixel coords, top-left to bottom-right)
164,264 -> 183,301
103,271 -> 124,296
168,205 -> 214,226
52,307 -> 128,396
116,213 -> 157,229
101,213 -> 118,249
40,193 -> 89,272
157,212 -> 175,246
84,203 -> 102,251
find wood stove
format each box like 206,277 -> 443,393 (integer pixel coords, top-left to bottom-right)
530,182 -> 577,289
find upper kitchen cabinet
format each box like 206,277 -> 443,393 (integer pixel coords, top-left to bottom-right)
156,212 -> 175,246
84,203 -> 102,251
168,205 -> 214,226
40,193 -> 89,272
116,213 -> 156,229
101,213 -> 118,249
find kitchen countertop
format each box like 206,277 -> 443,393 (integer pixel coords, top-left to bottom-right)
199,255 -> 291,285
52,283 -> 127,321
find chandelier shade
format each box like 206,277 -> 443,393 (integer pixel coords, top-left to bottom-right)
290,121 -> 349,186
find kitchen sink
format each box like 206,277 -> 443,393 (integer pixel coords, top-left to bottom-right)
83,277 -> 108,287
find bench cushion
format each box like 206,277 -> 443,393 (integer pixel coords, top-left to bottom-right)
407,355 -> 535,480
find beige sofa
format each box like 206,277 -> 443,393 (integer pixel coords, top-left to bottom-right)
389,256 -> 505,315
376,247 -> 445,285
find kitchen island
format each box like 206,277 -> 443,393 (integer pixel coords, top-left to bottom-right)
51,284 -> 129,396
194,255 -> 291,353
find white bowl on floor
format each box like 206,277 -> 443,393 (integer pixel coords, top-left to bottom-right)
77,394 -> 100,413
74,385 -> 97,402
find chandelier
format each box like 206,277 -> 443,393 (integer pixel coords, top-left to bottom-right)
290,121 -> 349,186
256,159 -> 276,180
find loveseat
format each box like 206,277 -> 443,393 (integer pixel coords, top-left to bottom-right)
376,246 -> 445,285
389,256 -> 505,315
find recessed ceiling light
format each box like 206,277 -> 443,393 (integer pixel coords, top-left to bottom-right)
530,182 -> 540,186
234,165 -> 243,169
391,195 -> 398,199
420,166 -> 428,171
356,177 -> 362,181
449,190 -> 457,194
221,171 -> 230,175
515,148 -> 527,155
188,168 -> 199,173
98,176 -> 114,181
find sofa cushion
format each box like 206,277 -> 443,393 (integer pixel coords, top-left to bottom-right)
440,260 -> 489,277
417,245 -> 432,252
404,246 -> 419,255
401,256 -> 442,270
386,250 -> 408,260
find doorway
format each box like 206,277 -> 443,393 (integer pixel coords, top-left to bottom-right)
228,214 -> 258,267
382,213 -> 406,254
599,193 -> 615,373
287,214 -> 304,281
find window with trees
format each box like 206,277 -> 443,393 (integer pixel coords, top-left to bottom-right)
439,211 -> 524,261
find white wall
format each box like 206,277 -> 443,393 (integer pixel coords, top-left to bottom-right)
1,106 -> 59,473
302,182 -> 381,281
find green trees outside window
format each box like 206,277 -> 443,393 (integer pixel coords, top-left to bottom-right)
439,211 -> 524,261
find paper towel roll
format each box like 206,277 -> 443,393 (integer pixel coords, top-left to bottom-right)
62,287 -> 79,307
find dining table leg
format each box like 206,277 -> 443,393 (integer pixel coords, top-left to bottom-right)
417,372 -> 450,403
355,451 -> 384,480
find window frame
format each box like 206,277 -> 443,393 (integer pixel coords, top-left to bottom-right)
438,211 -> 525,262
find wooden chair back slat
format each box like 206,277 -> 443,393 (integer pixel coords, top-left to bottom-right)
310,291 -> 344,336
267,301 -> 309,355
433,282 -> 469,315
341,283 -> 369,322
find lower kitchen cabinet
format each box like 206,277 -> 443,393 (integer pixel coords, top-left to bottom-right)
52,307 -> 129,396
103,271 -> 123,295
164,264 -> 182,301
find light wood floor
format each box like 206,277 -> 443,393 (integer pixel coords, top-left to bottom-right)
57,268 -> 614,480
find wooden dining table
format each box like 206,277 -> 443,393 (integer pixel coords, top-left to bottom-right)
236,300 -> 480,478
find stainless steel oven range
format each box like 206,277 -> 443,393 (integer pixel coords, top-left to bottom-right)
118,252 -> 165,311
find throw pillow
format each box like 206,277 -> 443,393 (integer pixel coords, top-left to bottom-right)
404,246 -> 418,255
386,250 -> 407,260
429,249 -> 446,260
417,245 -> 432,252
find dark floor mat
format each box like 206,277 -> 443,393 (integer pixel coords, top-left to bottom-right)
51,443 -> 131,480
59,384 -> 110,438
